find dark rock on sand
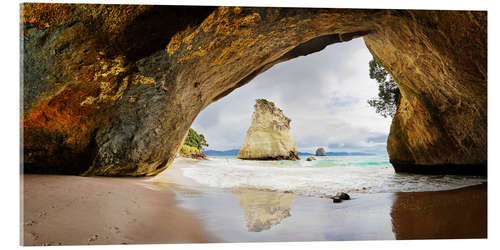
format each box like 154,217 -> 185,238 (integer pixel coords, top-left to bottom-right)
332,196 -> 342,203
336,192 -> 350,200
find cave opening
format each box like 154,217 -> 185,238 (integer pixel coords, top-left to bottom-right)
21,5 -> 486,178
191,37 -> 391,157
166,36 -> 485,201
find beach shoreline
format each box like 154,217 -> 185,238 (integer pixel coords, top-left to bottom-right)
21,174 -> 217,246
21,169 -> 487,245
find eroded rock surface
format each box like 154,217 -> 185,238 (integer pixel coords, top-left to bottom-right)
237,99 -> 299,160
364,10 -> 487,175
22,4 -> 486,176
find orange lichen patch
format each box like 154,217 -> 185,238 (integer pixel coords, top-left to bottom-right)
131,74 -> 157,85
177,47 -> 209,63
25,85 -> 95,127
214,17 -> 235,35
167,28 -> 192,55
23,82 -> 101,153
237,12 -> 262,27
21,3 -> 76,29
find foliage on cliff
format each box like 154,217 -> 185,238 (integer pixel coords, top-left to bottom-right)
256,98 -> 283,112
183,128 -> 208,150
367,57 -> 400,118
180,144 -> 200,155
256,98 -> 275,107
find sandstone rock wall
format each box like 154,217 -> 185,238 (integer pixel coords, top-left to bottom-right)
237,100 -> 299,160
21,4 -> 486,176
363,10 -> 487,174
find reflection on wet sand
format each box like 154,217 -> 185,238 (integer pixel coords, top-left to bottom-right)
391,183 -> 487,239
151,169 -> 487,241
233,189 -> 297,232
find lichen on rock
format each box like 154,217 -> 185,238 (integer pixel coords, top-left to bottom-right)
237,99 -> 300,161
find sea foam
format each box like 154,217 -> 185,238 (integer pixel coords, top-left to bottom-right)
161,156 -> 486,198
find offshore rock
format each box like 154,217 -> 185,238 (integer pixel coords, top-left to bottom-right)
315,148 -> 326,156
237,99 -> 299,160
306,156 -> 316,161
21,4 -> 486,176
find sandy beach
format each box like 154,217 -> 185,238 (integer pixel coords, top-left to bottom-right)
21,174 -> 216,246
21,168 -> 486,245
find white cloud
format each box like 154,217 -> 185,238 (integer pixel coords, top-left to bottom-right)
192,38 -> 392,154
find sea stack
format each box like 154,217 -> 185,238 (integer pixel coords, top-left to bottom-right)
316,148 -> 326,156
237,99 -> 299,160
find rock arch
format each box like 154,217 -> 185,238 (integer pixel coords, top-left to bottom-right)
22,4 -> 487,176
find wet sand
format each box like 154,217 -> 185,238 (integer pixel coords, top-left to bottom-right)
21,174 -> 216,246
167,183 -> 486,242
21,171 -> 487,245
391,183 -> 487,239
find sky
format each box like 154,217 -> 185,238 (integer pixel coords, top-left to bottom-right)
191,38 -> 392,154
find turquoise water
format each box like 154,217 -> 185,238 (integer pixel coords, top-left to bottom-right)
160,155 -> 486,198
211,155 -> 389,167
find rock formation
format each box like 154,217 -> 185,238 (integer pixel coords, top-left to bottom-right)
237,99 -> 299,160
182,153 -> 208,160
306,156 -> 316,161
22,4 -> 487,176
315,148 -> 326,156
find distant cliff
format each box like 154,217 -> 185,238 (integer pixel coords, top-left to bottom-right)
237,99 -> 299,160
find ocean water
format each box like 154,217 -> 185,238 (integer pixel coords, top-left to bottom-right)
149,155 -> 487,240
172,155 -> 486,198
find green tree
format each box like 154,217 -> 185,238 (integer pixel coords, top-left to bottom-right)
183,128 -> 209,150
367,57 -> 400,118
